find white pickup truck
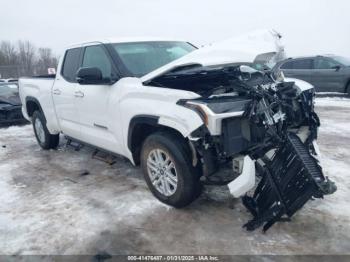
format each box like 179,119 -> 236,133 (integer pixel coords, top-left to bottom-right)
19,31 -> 336,231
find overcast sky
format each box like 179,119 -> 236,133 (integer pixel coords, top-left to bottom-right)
1,0 -> 350,58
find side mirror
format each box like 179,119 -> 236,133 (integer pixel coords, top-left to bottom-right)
76,67 -> 106,84
332,65 -> 341,71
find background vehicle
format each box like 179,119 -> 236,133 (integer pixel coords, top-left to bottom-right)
274,55 -> 350,94
0,78 -> 18,83
0,82 -> 27,126
18,32 -> 336,230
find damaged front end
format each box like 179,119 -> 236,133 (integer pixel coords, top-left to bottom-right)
0,83 -> 27,127
147,64 -> 336,231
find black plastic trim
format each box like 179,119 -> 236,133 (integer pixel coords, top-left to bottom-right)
25,96 -> 44,117
127,115 -> 160,151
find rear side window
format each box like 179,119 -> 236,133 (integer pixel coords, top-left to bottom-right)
293,59 -> 313,69
281,59 -> 313,70
61,48 -> 81,82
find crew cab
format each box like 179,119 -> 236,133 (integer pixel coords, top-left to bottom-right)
19,31 -> 336,231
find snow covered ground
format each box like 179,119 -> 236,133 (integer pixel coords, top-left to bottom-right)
0,97 -> 349,255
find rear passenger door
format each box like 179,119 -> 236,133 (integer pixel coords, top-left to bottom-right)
53,47 -> 82,139
280,58 -> 314,84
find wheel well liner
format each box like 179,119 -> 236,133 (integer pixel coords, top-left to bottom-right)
25,96 -> 44,117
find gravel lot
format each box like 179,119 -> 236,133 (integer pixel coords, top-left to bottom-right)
0,97 -> 349,255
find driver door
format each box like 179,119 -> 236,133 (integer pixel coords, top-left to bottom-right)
312,57 -> 345,92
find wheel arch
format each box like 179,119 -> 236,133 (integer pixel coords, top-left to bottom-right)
345,78 -> 350,94
128,115 -> 191,165
25,96 -> 44,118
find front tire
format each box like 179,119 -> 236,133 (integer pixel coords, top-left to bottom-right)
32,110 -> 59,150
141,132 -> 201,208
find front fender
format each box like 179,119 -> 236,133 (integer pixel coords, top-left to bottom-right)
158,112 -> 203,138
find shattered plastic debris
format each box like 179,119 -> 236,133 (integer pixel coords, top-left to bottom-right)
64,177 -> 78,184
13,183 -> 27,188
79,170 -> 90,176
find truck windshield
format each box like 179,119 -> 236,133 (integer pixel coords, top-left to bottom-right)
112,41 -> 196,77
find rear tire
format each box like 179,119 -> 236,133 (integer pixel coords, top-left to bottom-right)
32,110 -> 59,150
141,132 -> 202,208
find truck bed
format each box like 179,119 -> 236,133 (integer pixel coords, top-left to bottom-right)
18,76 -> 58,133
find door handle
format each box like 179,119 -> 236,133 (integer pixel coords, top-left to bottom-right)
74,91 -> 84,98
53,89 -> 61,95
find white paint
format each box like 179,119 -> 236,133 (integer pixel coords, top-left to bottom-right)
19,32 -> 284,164
141,29 -> 283,82
228,156 -> 256,198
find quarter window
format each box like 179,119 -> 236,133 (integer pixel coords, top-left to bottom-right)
82,45 -> 112,79
61,48 -> 81,82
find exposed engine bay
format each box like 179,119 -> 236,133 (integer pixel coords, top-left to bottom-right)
147,64 -> 337,231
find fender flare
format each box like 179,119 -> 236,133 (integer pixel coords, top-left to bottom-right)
127,114 -> 201,167
25,96 -> 44,117
127,114 -> 196,152
127,115 -> 160,152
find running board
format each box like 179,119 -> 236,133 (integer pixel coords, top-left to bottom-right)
92,149 -> 117,165
242,132 -> 336,232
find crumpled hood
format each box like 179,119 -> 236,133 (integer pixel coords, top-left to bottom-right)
141,29 -> 285,83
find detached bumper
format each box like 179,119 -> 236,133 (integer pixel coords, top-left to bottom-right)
232,133 -> 336,232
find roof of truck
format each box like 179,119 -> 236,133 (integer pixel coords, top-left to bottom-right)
67,37 -> 187,49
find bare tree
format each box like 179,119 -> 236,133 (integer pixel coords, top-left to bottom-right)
0,40 -> 58,78
17,40 -> 36,76
37,48 -> 58,75
0,41 -> 18,65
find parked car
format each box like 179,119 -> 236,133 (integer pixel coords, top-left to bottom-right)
7,78 -> 18,83
274,55 -> 350,94
0,78 -> 18,83
0,82 -> 28,126
19,31 -> 336,231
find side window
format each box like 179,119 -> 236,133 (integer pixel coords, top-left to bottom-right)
315,57 -> 340,69
281,60 -> 294,69
292,59 -> 313,70
82,45 -> 112,79
61,48 -> 81,82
